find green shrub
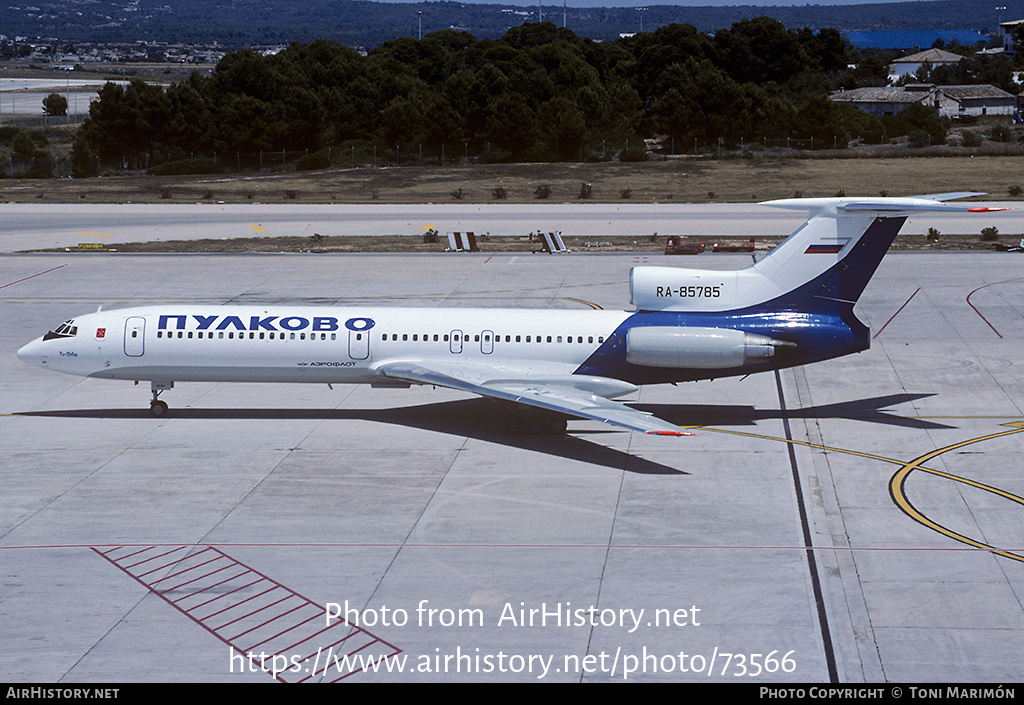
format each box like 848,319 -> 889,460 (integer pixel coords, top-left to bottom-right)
481,149 -> 512,164
295,151 -> 330,170
990,124 -> 1012,143
148,157 -> 221,176
619,148 -> 648,162
907,129 -> 930,148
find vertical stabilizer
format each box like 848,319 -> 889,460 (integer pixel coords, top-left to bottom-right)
629,194 -> 1004,313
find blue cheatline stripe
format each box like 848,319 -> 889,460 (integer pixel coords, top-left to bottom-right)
574,215 -> 908,384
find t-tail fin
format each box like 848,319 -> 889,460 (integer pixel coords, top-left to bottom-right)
630,194 -> 1007,313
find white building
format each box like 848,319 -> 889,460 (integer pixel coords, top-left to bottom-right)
830,84 -> 1017,119
1002,19 -> 1024,57
888,48 -> 964,81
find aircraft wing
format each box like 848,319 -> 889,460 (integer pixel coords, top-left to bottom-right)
375,360 -> 694,436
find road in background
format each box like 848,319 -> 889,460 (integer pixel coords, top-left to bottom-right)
2,201 -> 1021,253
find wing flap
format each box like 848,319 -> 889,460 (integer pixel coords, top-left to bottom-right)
376,360 -> 693,436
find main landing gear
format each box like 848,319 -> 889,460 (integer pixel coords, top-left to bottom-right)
505,416 -> 568,435
499,403 -> 569,435
147,381 -> 174,417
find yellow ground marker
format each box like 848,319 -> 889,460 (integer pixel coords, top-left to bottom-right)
249,225 -> 267,232
76,231 -> 111,238
889,421 -> 1024,562
704,420 -> 1024,561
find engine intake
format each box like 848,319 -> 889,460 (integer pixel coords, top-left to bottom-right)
626,326 -> 794,369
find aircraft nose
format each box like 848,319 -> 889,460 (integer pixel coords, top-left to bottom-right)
17,337 -> 46,367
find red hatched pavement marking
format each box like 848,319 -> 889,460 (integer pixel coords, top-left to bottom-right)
92,545 -> 401,682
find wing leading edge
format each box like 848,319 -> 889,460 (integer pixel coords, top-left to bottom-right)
376,360 -> 694,436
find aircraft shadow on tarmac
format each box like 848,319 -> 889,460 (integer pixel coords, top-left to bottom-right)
635,392 -> 950,431
18,392 -> 947,476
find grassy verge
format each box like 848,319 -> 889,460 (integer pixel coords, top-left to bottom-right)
11,155 -> 1024,251
4,155 -> 1024,205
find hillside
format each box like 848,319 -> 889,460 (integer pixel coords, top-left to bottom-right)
5,0 -> 1017,48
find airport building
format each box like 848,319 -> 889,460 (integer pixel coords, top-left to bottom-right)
830,83 -> 1017,119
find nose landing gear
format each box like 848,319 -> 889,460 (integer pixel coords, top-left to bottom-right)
148,381 -> 174,417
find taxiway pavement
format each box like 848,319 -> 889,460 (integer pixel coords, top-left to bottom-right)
3,249 -> 1024,682
2,201 -> 1022,253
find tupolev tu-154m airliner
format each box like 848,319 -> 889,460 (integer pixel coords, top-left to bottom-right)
17,194 -> 1006,435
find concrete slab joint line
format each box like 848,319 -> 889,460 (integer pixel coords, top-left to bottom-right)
91,545 -> 402,682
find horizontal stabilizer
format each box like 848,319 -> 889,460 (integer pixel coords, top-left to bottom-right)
761,193 -> 1010,215
913,192 -> 985,201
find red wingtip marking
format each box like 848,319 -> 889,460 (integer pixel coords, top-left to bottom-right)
647,430 -> 698,436
969,207 -> 1012,212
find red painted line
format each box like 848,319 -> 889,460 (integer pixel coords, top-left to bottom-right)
230,601 -> 307,645
151,550 -> 224,582
136,557 -> 197,580
137,554 -> 202,579
100,545 -> 147,561
124,545 -> 191,571
245,612 -> 323,652
170,571 -> 255,605
964,277 -> 1024,339
158,561 -> 238,592
280,622 -> 346,656
298,636 -> 401,683
197,584 -> 280,622
0,264 -> 67,289
873,287 -> 920,339
218,590 -> 294,635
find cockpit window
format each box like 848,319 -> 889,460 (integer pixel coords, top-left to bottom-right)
43,319 -> 78,341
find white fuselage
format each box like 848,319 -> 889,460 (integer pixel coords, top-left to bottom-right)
18,305 -> 631,385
